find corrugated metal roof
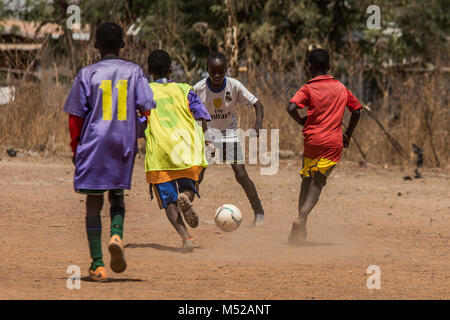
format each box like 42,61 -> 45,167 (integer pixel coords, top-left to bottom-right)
0,43 -> 42,50
0,19 -> 63,39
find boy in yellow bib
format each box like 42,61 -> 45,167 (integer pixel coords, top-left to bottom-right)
142,50 -> 211,252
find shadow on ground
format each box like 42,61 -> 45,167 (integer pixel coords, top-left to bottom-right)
287,241 -> 346,247
125,242 -> 205,252
80,277 -> 144,283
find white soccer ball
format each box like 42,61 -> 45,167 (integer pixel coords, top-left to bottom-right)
214,204 -> 243,232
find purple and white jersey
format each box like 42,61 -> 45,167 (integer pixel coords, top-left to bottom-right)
63,59 -> 156,190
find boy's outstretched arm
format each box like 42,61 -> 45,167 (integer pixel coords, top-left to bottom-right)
287,102 -> 307,126
343,109 -> 361,148
253,100 -> 264,136
187,89 -> 211,142
201,119 -> 208,133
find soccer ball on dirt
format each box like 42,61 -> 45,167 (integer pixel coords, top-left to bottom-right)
214,204 -> 243,232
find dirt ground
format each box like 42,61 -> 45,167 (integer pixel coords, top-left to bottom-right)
0,154 -> 449,300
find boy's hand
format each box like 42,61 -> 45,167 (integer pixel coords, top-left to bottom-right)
343,133 -> 351,148
205,142 -> 215,158
299,116 -> 307,126
344,109 -> 361,148
253,101 -> 264,136
253,122 -> 262,137
136,109 -> 150,118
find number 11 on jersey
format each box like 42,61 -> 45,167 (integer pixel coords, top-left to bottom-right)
99,79 -> 128,121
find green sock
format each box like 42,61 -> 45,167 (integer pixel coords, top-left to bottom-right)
86,216 -> 104,270
110,214 -> 124,239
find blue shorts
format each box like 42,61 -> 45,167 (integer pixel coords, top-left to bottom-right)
151,178 -> 200,209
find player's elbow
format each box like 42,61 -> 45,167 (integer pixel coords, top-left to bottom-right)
287,103 -> 297,114
351,109 -> 361,119
254,100 -> 264,110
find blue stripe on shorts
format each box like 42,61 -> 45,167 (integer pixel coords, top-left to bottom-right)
153,178 -> 200,209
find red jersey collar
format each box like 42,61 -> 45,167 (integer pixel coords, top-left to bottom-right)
306,74 -> 335,84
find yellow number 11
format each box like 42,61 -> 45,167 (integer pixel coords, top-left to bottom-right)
99,79 -> 128,121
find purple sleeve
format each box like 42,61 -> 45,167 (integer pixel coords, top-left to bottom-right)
63,73 -> 89,118
188,89 -> 211,121
135,68 -> 156,112
138,115 -> 147,139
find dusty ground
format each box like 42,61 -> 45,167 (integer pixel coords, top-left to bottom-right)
0,154 -> 449,300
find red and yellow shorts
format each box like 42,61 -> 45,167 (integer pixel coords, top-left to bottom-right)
300,157 -> 337,178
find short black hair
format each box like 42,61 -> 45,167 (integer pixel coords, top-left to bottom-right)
147,49 -> 172,76
95,22 -> 123,51
307,48 -> 330,71
207,52 -> 227,68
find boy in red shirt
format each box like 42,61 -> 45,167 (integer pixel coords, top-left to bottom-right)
287,48 -> 362,245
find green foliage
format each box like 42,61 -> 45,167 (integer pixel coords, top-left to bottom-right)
0,0 -> 447,77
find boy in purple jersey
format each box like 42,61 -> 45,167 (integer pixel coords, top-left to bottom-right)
63,23 -> 155,281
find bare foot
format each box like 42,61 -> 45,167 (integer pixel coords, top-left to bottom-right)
251,213 -> 265,227
180,238 -> 194,253
288,218 -> 307,245
177,193 -> 199,228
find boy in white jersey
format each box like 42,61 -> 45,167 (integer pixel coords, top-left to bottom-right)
194,52 -> 265,226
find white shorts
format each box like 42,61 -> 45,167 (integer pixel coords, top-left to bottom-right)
213,140 -> 244,164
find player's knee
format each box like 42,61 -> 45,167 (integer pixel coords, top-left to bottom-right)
180,189 -> 195,201
108,192 -> 124,206
234,170 -> 249,184
301,176 -> 312,183
110,205 -> 125,218
108,190 -> 123,201
86,195 -> 104,216
313,173 -> 327,187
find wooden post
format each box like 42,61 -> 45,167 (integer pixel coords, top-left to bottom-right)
363,103 -> 404,157
224,0 -> 239,77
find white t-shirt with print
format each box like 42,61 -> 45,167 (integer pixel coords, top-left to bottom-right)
193,77 -> 257,142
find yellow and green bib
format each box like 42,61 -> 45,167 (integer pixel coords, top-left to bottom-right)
144,82 -> 208,175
